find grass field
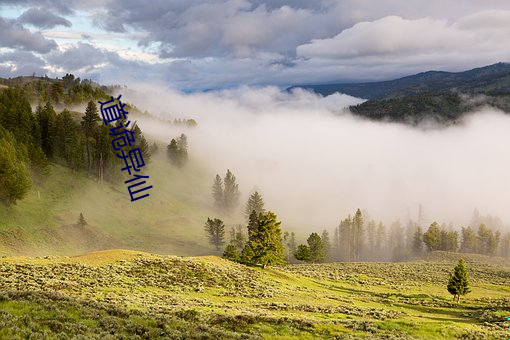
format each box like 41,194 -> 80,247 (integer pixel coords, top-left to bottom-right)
0,249 -> 508,339
0,152 -> 228,257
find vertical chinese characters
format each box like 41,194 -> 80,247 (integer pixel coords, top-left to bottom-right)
98,95 -> 153,201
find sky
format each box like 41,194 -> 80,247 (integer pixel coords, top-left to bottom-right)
1,0 -> 510,90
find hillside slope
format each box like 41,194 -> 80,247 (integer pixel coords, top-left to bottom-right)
0,152 -> 222,256
290,62 -> 510,99
0,250 -> 508,338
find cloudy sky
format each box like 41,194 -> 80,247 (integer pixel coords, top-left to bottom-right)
1,0 -> 510,90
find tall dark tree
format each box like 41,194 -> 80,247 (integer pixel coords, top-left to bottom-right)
223,244 -> 240,262
423,222 -> 441,251
245,191 -> 265,220
212,174 -> 224,210
307,232 -> 325,263
294,244 -> 312,262
447,259 -> 471,303
0,130 -> 31,205
460,226 -> 478,253
338,216 -> 352,261
223,169 -> 240,214
352,209 -> 364,261
244,211 -> 285,268
167,134 -> 188,167
321,229 -> 331,262
81,100 -> 100,173
204,218 -> 225,251
36,102 -> 57,158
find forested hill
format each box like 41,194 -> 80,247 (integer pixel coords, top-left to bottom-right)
290,62 -> 510,124
289,62 -> 510,100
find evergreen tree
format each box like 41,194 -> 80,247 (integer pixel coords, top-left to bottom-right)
240,243 -> 255,264
223,169 -> 240,214
375,222 -> 387,258
352,209 -> 364,261
244,191 -> 265,220
447,259 -> 471,303
460,226 -> 478,253
321,230 -> 331,262
167,134 -> 188,167
412,226 -> 423,254
283,231 -> 297,262
229,225 -> 246,251
294,244 -> 312,262
212,174 -> 224,211
307,232 -> 325,263
204,218 -> 225,251
81,100 -> 100,173
0,131 -> 31,205
245,211 -> 286,268
247,210 -> 260,241
423,222 -> 441,251
36,102 -> 57,158
338,216 -> 352,261
223,244 -> 240,262
500,232 -> 510,258
366,220 -> 377,259
78,213 -> 87,226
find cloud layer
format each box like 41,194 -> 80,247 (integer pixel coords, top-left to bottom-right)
1,1 -> 510,88
127,86 -> 510,231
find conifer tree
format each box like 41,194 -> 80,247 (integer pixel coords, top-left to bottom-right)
0,131 -> 31,205
447,259 -> 471,303
307,232 -> 325,263
244,211 -> 285,268
352,209 -> 364,261
78,212 -> 87,226
204,218 -> 225,251
212,174 -> 224,210
223,244 -> 240,262
412,226 -> 423,254
223,169 -> 240,214
294,244 -> 312,262
81,100 -> 100,173
245,191 -> 265,220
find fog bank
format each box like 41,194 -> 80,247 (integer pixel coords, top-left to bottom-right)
125,85 -> 510,231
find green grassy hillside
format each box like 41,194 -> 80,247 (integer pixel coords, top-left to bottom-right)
0,250 -> 508,338
0,152 -> 226,256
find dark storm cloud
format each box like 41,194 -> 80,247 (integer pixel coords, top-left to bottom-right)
18,7 -> 72,29
0,16 -> 57,53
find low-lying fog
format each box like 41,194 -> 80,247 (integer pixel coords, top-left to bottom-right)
124,85 -> 510,231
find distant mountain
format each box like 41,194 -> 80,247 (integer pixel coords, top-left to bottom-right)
289,62 -> 510,100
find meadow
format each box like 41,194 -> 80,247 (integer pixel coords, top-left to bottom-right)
0,249 -> 508,339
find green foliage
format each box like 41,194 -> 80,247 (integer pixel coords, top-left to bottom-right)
167,134 -> 188,168
447,259 -> 471,303
223,244 -> 240,262
204,218 -> 225,251
423,222 -> 442,251
244,211 -> 286,268
244,191 -> 265,220
294,244 -> 311,262
0,130 -> 31,205
307,232 -> 325,263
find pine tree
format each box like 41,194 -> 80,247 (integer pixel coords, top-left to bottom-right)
412,226 -> 423,254
0,131 -> 31,205
229,225 -> 246,251
294,244 -> 312,262
307,232 -> 325,263
240,243 -> 255,264
223,169 -> 240,214
212,174 -> 224,211
223,244 -> 240,262
244,191 -> 265,220
204,218 -> 225,251
338,216 -> 352,261
245,211 -> 286,268
321,230 -> 331,262
81,100 -> 100,173
78,212 -> 87,226
447,259 -> 471,303
460,226 -> 478,253
423,222 -> 441,251
352,209 -> 364,261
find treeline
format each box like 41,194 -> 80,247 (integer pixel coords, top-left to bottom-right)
0,84 -> 151,205
0,74 -> 111,105
296,209 -> 510,263
349,91 -> 510,124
